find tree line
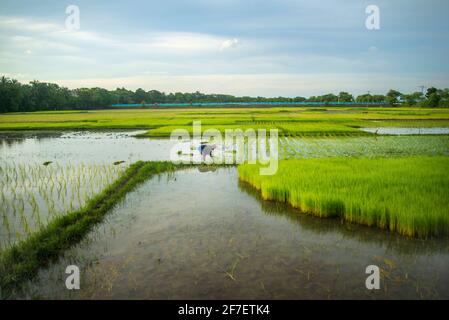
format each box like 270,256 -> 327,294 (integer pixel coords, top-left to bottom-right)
1,76 -> 448,113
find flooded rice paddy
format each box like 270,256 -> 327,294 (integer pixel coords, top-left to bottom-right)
0,130 -> 171,165
16,168 -> 449,299
1,130 -> 449,299
1,130 -> 448,165
0,162 -> 124,249
280,135 -> 449,158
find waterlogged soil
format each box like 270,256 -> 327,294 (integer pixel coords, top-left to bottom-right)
0,130 -> 176,165
17,169 -> 449,300
1,131 -> 449,165
1,131 -> 449,299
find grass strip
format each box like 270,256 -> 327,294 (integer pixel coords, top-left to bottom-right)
0,161 -> 187,298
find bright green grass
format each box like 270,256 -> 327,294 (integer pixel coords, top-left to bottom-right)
1,108 -> 449,136
138,122 -> 370,137
238,157 -> 449,237
277,123 -> 365,135
139,124 -> 284,137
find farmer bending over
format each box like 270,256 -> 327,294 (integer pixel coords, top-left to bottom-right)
199,144 -> 217,160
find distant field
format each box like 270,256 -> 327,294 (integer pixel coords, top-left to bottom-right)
1,107 -> 449,136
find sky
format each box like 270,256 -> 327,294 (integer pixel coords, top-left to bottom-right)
0,0 -> 448,97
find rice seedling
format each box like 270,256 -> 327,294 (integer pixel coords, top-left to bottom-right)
0,161 -> 190,297
238,156 -> 449,237
0,160 -> 126,250
279,136 -> 449,159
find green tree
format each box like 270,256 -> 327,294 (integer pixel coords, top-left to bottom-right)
0,77 -> 22,112
2,75 -> 449,112
134,88 -> 147,104
437,89 -> 449,107
386,90 -> 402,106
356,94 -> 372,103
338,92 -> 354,102
426,87 -> 438,99
402,92 -> 423,106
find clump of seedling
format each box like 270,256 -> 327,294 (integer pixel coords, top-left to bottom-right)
238,156 -> 449,238
0,160 -> 127,250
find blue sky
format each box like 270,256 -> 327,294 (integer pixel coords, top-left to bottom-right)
0,0 -> 448,96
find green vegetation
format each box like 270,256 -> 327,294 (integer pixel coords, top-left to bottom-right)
1,95 -> 449,297
0,162 -> 125,250
280,136 -> 449,159
2,107 -> 449,137
238,157 -> 449,238
0,161 -> 189,298
1,76 -> 449,113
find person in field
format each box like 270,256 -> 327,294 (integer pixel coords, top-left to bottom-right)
199,144 -> 217,160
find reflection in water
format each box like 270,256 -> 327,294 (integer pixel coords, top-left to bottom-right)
0,130 -> 174,165
15,169 -> 449,300
0,131 -> 63,148
197,165 -> 218,173
2,131 -> 449,166
238,180 -> 449,255
0,161 -> 126,249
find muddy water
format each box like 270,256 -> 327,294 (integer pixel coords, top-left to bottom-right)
18,168 -> 449,300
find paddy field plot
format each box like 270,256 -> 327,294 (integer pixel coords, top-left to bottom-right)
1,106 -> 449,299
280,135 -> 449,159
238,157 -> 449,237
0,161 -> 126,250
2,107 -> 449,137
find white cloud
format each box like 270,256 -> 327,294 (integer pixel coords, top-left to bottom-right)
0,16 -> 59,32
0,16 -> 241,55
1,5 -> 447,96
133,32 -> 235,53
219,38 -> 239,51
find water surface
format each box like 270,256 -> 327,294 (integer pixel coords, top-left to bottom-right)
1,131 -> 448,299
1,131 -> 448,165
0,130 -> 174,165
18,169 -> 449,299
361,127 -> 449,135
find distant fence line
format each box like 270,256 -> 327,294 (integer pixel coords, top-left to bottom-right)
111,101 -> 387,108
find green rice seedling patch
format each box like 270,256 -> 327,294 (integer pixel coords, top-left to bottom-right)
238,157 -> 449,237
